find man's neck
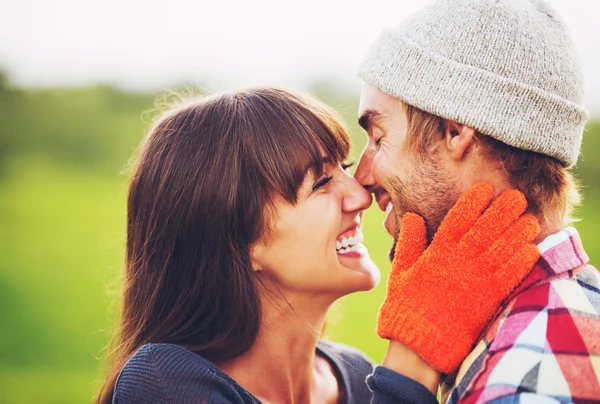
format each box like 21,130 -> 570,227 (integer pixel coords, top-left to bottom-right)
533,210 -> 564,246
461,172 -> 566,245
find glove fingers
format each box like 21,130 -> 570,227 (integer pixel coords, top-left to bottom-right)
391,213 -> 427,274
378,214 -> 426,340
476,214 -> 540,271
457,189 -> 529,258
493,243 -> 540,297
430,182 -> 494,250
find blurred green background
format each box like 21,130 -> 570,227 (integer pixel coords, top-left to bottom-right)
0,73 -> 598,403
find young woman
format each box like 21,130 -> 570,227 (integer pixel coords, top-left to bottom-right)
98,87 -> 381,403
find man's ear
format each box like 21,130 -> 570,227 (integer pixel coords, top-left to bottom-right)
444,120 -> 477,161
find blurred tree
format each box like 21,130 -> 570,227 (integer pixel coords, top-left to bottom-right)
0,70 -> 21,175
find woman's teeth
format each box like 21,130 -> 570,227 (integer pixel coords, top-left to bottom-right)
336,231 -> 365,254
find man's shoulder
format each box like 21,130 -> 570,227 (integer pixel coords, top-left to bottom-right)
489,259 -> 597,326
488,265 -> 600,362
448,266 -> 600,403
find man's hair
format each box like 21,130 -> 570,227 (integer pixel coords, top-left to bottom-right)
402,103 -> 581,225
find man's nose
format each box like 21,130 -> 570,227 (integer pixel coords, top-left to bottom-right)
354,148 -> 376,190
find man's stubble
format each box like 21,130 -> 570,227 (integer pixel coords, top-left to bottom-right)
387,151 -> 461,262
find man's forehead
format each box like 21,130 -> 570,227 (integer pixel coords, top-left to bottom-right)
358,84 -> 402,120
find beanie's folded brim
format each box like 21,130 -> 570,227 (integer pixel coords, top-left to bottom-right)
358,29 -> 589,167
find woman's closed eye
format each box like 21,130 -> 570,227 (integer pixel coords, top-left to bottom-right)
341,162 -> 354,173
372,129 -> 385,148
312,162 -> 354,191
312,175 -> 333,191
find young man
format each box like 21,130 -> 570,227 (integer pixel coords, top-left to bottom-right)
355,0 -> 600,402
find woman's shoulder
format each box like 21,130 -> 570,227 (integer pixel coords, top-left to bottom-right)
113,343 -> 257,404
318,340 -> 374,372
122,342 -> 209,367
317,340 -> 375,404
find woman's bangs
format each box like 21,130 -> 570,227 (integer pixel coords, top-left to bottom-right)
274,111 -> 351,203
237,87 -> 351,205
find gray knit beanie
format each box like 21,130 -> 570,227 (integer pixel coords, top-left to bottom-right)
358,0 -> 589,167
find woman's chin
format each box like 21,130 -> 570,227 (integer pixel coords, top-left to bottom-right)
358,263 -> 381,290
337,255 -> 380,292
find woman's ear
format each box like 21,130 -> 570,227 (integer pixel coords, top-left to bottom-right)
444,120 -> 476,161
250,243 -> 265,272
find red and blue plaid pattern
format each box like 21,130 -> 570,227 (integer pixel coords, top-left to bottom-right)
442,227 -> 600,404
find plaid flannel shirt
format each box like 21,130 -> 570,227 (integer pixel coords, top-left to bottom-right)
441,227 -> 600,403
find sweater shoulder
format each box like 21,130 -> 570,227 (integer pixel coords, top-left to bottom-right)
113,343 -> 251,404
319,340 -> 375,369
318,341 -> 375,404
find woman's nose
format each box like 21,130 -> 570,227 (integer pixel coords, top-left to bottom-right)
341,174 -> 373,213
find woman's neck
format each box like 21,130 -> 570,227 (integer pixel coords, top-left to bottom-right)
215,293 -> 339,404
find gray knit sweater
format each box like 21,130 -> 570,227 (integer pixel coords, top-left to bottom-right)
113,341 -> 375,403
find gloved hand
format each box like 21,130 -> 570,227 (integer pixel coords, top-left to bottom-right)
377,182 -> 540,374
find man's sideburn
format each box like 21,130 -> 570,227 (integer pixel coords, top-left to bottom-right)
387,146 -> 460,262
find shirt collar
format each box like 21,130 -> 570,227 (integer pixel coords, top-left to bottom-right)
536,227 -> 589,275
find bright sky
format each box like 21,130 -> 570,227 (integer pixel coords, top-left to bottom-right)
2,0 -> 599,115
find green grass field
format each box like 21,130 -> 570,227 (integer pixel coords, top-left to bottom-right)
1,152 -> 598,403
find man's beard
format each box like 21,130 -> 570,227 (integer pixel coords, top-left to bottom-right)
387,155 -> 461,262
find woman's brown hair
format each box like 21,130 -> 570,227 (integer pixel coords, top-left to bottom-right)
97,87 -> 350,403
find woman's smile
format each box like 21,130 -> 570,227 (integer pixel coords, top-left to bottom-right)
336,227 -> 366,257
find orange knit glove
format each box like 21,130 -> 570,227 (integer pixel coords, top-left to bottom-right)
377,182 -> 540,374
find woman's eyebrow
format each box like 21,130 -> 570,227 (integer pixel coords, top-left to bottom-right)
303,156 -> 334,174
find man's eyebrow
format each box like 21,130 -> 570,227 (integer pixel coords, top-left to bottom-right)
358,109 -> 383,132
